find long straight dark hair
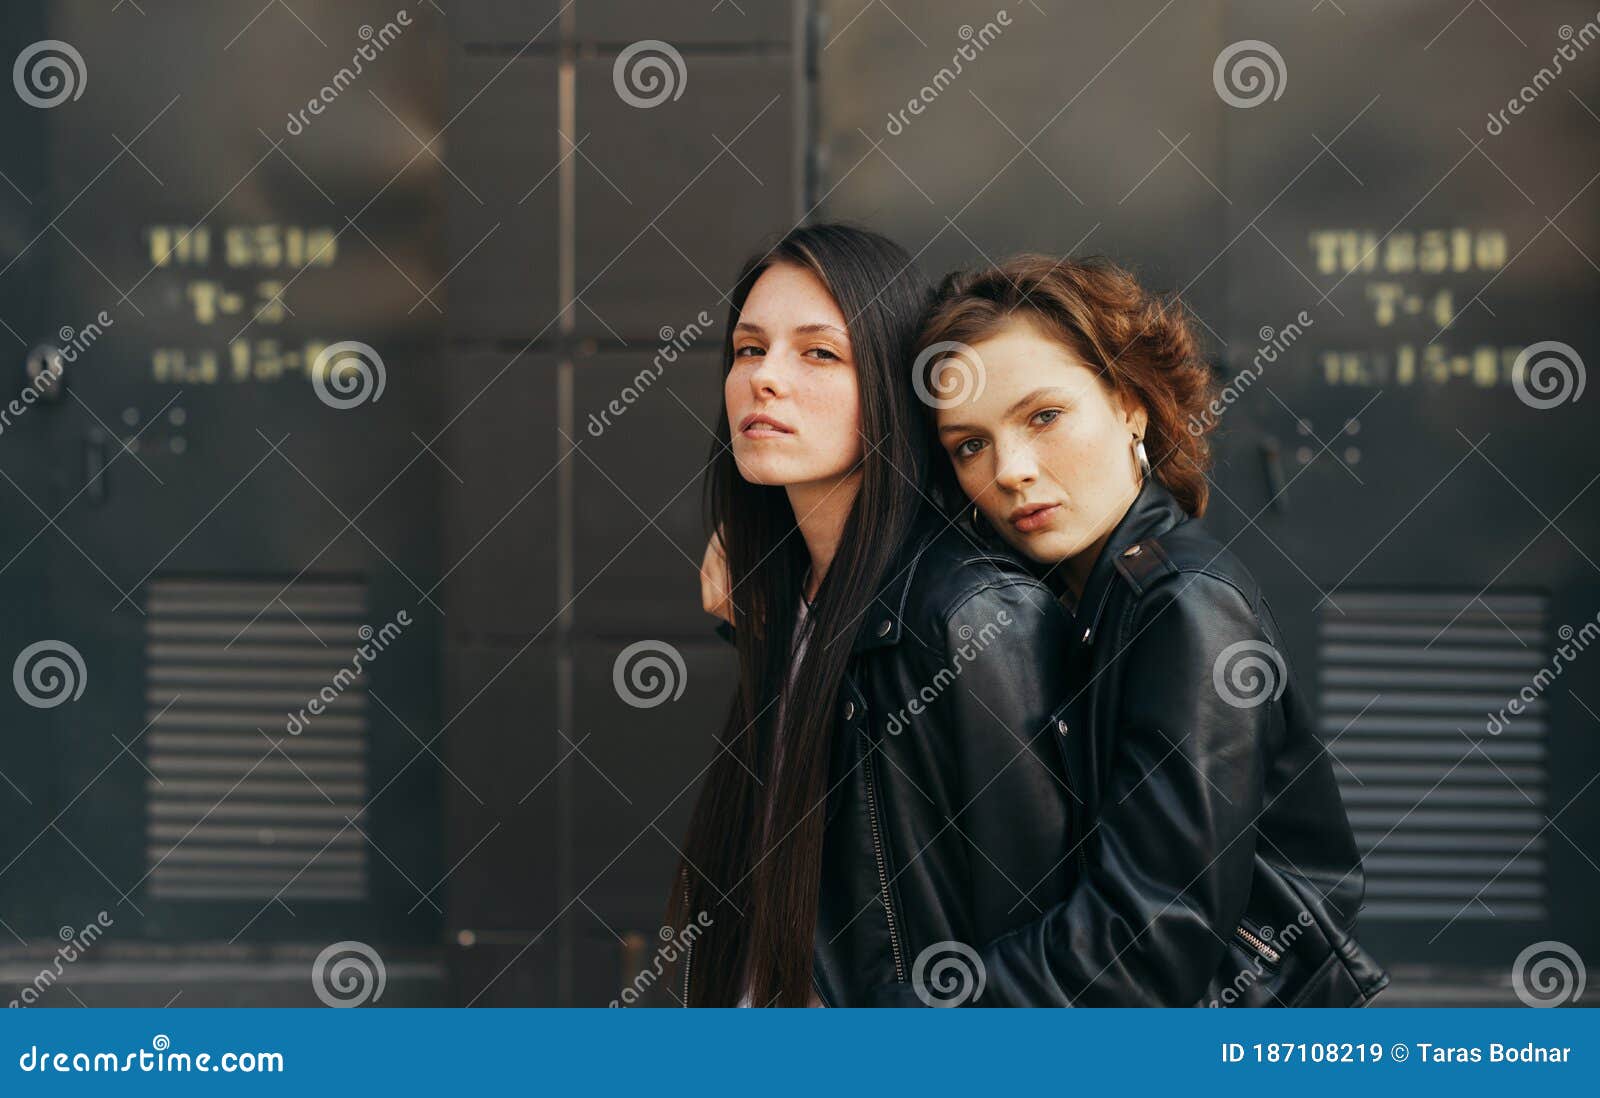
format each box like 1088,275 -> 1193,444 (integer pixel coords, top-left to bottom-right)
668,224 -> 932,1006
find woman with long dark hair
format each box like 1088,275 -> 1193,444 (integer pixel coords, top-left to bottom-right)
671,225 -> 1079,1007
913,254 -> 1389,1006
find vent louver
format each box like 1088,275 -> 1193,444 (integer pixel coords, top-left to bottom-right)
1319,591 -> 1549,921
143,578 -> 369,902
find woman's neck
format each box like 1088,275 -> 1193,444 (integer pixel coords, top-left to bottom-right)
1057,482 -> 1143,603
786,470 -> 862,601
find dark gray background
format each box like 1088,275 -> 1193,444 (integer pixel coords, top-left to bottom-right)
0,1 -> 1594,1007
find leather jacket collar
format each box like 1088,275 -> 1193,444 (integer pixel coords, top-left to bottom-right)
1063,477 -> 1187,636
847,509 -> 956,655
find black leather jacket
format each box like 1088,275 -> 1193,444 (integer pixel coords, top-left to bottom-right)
810,484 -> 1389,1007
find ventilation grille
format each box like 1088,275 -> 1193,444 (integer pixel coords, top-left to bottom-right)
1319,590 -> 1549,921
144,578 -> 369,902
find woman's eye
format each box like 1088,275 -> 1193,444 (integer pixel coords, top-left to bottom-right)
808,347 -> 840,361
1032,408 -> 1062,427
734,345 -> 764,358
954,438 -> 986,459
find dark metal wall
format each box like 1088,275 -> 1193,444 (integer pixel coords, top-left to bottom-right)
1,0 -> 1595,1007
810,0 -> 1600,990
438,3 -> 803,1006
1,1 -> 448,1005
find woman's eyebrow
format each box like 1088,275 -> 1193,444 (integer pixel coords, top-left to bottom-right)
733,321 -> 847,339
793,322 -> 848,337
1004,386 -> 1069,417
938,387 -> 1071,436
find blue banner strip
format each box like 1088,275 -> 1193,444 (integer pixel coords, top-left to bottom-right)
3,1008 -> 1595,1094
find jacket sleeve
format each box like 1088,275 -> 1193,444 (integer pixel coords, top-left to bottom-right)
974,572 -> 1271,1006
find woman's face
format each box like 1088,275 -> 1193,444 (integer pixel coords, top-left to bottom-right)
725,263 -> 863,489
934,319 -> 1148,570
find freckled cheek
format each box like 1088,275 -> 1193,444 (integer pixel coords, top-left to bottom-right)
723,371 -> 746,421
806,379 -> 861,445
1036,429 -> 1107,487
963,466 -> 1003,515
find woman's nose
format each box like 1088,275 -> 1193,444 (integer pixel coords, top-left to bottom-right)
993,441 -> 1038,491
747,350 -> 788,398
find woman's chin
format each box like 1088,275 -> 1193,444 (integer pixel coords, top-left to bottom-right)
731,453 -> 790,486
997,527 -> 1073,566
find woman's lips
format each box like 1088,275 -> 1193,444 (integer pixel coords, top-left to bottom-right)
1009,503 -> 1059,533
738,413 -> 794,438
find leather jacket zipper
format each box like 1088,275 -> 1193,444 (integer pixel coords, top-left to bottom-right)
1234,923 -> 1281,965
861,740 -> 907,983
679,870 -> 693,1007
681,936 -> 693,1006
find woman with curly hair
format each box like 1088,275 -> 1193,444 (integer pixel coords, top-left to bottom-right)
910,254 -> 1389,1006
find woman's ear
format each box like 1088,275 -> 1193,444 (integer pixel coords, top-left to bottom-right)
1120,393 -> 1150,440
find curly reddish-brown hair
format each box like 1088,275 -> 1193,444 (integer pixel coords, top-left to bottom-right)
916,254 -> 1217,517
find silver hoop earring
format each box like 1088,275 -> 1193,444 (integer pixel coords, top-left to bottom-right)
1133,435 -> 1151,480
970,502 -> 983,529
